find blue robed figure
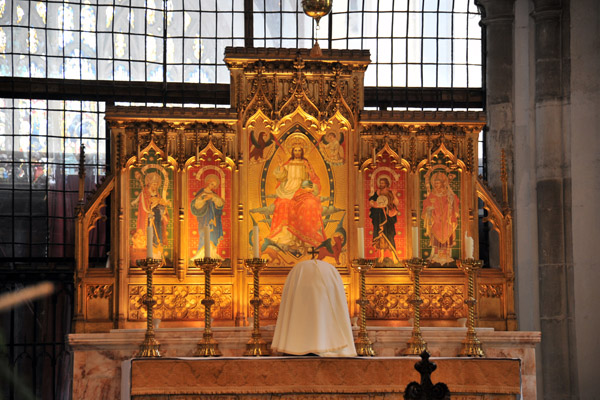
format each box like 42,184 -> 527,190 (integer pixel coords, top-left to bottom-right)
191,175 -> 225,258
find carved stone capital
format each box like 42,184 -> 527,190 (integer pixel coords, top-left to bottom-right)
476,0 -> 515,25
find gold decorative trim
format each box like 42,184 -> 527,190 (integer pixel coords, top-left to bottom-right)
128,284 -> 233,321
247,285 -> 284,320
479,284 -> 503,298
366,285 -> 466,320
87,284 -> 113,299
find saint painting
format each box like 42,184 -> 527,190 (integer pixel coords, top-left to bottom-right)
422,170 -> 460,265
190,174 -> 225,259
369,175 -> 401,263
129,160 -> 172,264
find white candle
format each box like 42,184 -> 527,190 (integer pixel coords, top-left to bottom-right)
204,225 -> 211,258
412,226 -> 419,258
146,218 -> 153,259
357,227 -> 365,258
253,225 -> 260,258
465,233 -> 474,259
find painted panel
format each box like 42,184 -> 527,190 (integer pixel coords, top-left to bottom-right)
364,153 -> 408,266
419,157 -> 461,265
249,123 -> 348,267
187,150 -> 232,263
129,149 -> 174,267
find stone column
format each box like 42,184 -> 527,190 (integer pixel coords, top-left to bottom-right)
512,1 -> 541,397
532,0 -> 577,398
476,0 -> 515,270
477,0 -> 515,198
570,0 -> 600,397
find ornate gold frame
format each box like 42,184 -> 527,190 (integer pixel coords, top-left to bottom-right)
73,48 -> 515,333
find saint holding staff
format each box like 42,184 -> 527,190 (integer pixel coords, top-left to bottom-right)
369,175 -> 401,263
130,165 -> 171,261
422,170 -> 460,265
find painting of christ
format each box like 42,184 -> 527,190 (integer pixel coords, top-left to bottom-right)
252,128 -> 346,266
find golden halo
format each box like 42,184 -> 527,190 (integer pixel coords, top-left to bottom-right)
203,174 -> 220,186
283,131 -> 311,155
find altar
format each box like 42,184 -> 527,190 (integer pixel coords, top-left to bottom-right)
70,43 -> 532,400
68,327 -> 540,399
124,357 -> 521,399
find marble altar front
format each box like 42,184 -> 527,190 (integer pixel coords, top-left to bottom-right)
68,327 -> 540,399
125,357 -> 521,400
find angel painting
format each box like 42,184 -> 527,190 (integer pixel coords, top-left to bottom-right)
249,130 -> 276,162
318,131 -> 345,166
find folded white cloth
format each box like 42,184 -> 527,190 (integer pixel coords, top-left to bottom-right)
271,259 -> 357,357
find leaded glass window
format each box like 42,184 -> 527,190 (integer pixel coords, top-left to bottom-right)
0,0 -> 484,265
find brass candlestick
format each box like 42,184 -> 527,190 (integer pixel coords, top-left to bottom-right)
351,258 -> 376,356
136,257 -> 163,358
194,257 -> 223,357
244,258 -> 270,356
456,258 -> 485,357
403,258 -> 428,355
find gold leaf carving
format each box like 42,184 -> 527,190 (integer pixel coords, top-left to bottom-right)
366,285 -> 411,320
247,285 -> 283,320
366,285 -> 466,320
479,284 -> 503,298
421,285 -> 466,319
128,284 -> 232,321
87,284 -> 113,299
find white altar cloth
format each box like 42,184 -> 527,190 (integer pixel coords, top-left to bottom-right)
271,259 -> 357,357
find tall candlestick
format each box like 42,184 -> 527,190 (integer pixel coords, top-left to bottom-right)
204,226 -> 211,258
351,259 -> 376,356
465,233 -> 474,259
136,258 -> 162,357
146,218 -> 153,259
412,226 -> 419,258
357,227 -> 365,258
253,225 -> 260,258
